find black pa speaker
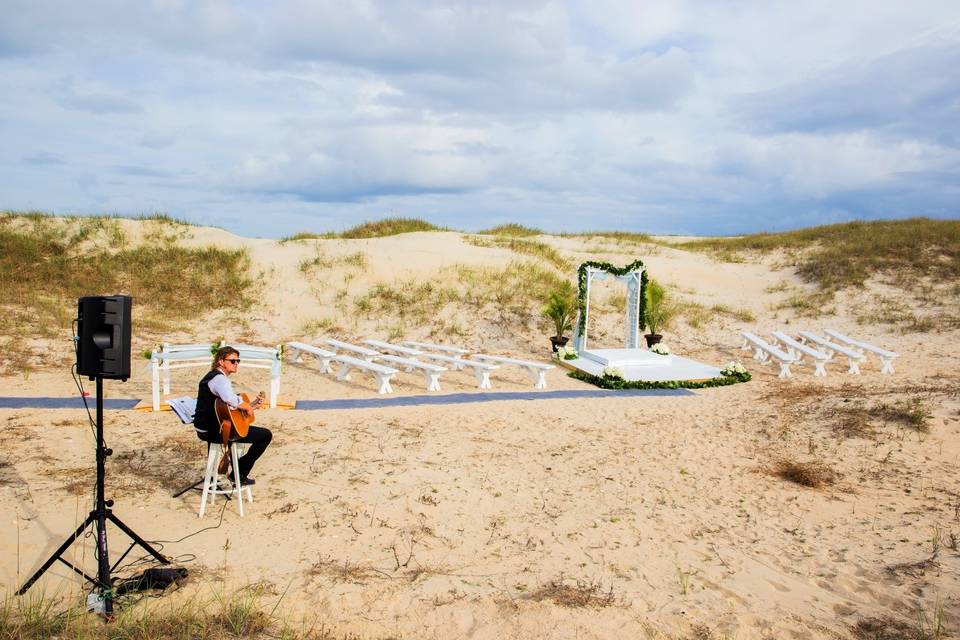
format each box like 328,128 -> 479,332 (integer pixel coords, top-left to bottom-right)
77,295 -> 132,380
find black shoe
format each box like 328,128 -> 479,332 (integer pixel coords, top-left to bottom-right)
237,476 -> 255,486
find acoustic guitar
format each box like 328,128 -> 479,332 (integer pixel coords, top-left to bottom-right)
215,391 -> 265,445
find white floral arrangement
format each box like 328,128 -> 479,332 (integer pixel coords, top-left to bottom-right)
556,345 -> 578,361
602,366 -> 625,379
650,343 -> 670,355
722,361 -> 747,376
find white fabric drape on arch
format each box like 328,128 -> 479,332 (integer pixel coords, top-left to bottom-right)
571,266 -> 644,352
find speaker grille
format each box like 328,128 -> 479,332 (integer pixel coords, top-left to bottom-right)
77,295 -> 132,380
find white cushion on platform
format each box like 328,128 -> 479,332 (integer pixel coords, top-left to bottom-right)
572,349 -> 721,382
580,348 -> 671,367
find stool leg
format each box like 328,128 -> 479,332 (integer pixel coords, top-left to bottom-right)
233,443 -> 253,504
199,444 -> 218,518
230,443 -> 245,517
211,447 -> 224,510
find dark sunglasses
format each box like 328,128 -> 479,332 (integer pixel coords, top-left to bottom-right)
224,358 -> 241,364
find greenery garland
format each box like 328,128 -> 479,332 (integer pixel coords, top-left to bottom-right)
576,260 -> 648,337
568,369 -> 751,390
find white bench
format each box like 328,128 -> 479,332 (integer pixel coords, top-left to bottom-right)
374,354 -> 447,391
363,339 -> 423,358
470,354 -> 555,389
771,331 -> 830,377
825,329 -> 898,374
419,353 -> 499,389
325,338 -> 380,361
797,331 -> 864,375
401,340 -> 471,356
334,355 -> 399,394
151,344 -> 212,410
740,332 -> 797,378
151,341 -> 282,410
287,341 -> 337,373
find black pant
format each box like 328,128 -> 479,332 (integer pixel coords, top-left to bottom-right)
199,425 -> 272,478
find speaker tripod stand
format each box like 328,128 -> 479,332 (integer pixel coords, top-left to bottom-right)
17,377 -> 169,616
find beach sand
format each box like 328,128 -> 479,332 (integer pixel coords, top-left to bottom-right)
1,223 -> 958,638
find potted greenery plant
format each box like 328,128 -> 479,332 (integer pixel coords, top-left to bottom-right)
542,282 -> 577,352
644,279 -> 674,348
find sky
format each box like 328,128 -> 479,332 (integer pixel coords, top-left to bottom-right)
1,1 -> 958,238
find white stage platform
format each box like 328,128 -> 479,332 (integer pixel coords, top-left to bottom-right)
564,348 -> 723,382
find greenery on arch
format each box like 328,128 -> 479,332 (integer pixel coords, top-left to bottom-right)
576,260 -> 649,338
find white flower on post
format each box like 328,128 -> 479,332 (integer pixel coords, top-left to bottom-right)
557,345 -> 578,360
650,343 -> 670,355
602,366 -> 625,379
722,361 -> 747,376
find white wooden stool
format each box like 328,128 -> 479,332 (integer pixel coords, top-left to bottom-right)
198,442 -> 253,517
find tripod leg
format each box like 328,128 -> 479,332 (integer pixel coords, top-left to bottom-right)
17,512 -> 98,595
106,512 -> 170,565
172,479 -> 204,498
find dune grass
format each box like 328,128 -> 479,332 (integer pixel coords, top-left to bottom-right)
298,248 -> 368,274
676,218 -> 960,291
285,218 -> 447,242
521,577 -> 617,608
354,280 -> 462,325
0,214 -> 253,373
353,260 -> 570,337
0,223 -> 251,318
477,223 -> 543,237
339,217 -> 448,238
560,230 -> 653,245
672,300 -> 756,328
281,232 -> 336,242
3,210 -> 195,228
0,584 -> 385,640
770,459 -> 838,488
464,236 -> 571,271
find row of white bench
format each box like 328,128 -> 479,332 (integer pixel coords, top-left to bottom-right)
740,329 -> 898,378
286,339 -> 555,393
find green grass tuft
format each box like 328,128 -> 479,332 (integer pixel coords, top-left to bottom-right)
339,218 -> 447,238
478,223 -> 543,237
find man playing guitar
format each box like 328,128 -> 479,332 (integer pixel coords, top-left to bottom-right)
193,346 -> 272,486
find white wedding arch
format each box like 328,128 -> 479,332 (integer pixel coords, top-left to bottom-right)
570,260 -> 646,352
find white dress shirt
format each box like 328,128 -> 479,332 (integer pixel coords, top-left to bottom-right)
208,371 -> 242,408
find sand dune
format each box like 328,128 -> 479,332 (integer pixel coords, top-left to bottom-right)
1,221 -> 958,638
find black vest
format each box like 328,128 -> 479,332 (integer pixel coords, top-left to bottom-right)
194,369 -> 224,436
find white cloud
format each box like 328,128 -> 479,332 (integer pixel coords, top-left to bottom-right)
0,0 -> 957,236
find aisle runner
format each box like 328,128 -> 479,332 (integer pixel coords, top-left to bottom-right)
0,388 -> 692,410
295,388 -> 693,410
0,397 -> 141,409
